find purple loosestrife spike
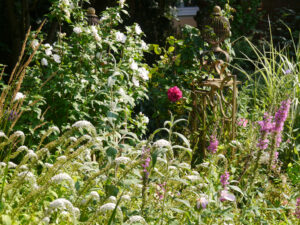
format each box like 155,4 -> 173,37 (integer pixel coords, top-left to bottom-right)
272,99 -> 291,147
207,135 -> 218,153
220,171 -> 230,188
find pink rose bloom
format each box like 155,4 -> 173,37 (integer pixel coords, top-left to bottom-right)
167,86 -> 182,102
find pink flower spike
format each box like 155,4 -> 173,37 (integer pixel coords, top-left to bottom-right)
220,190 -> 236,202
167,86 -> 182,102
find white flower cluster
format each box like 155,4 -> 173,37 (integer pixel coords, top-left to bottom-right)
90,26 -> 101,42
51,173 -> 73,184
115,31 -> 127,43
186,175 -> 200,181
41,58 -> 48,66
139,112 -> 149,124
135,24 -> 142,35
0,131 -> 7,139
26,150 -> 38,159
119,0 -> 126,8
31,39 -> 39,49
99,202 -> 116,212
73,26 -> 82,34
153,139 -> 171,148
72,120 -> 93,129
18,171 -> 36,182
14,92 -> 26,101
115,156 -> 131,164
47,198 -> 79,216
52,54 -> 61,63
129,215 -> 146,224
89,191 -> 100,200
44,43 -> 53,56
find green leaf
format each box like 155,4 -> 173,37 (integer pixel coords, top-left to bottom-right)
173,132 -> 190,148
228,185 -> 244,196
174,198 -> 191,208
168,46 -> 175,53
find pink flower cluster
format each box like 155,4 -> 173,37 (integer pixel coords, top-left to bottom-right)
257,99 -> 291,149
167,86 -> 182,102
207,135 -> 218,153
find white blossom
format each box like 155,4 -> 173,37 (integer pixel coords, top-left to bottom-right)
57,155 -> 67,162
154,139 -> 171,148
138,67 -> 149,81
51,173 -> 73,184
14,92 -> 26,101
130,60 -> 138,70
8,162 -> 17,168
69,137 -> 77,142
58,32 -> 66,39
129,215 -> 145,224
115,156 -> 131,165
89,191 -> 100,200
122,195 -> 131,201
44,43 -> 53,56
119,0 -> 126,8
52,54 -> 61,63
0,131 -> 7,139
115,31 -> 127,43
72,120 -> 93,129
81,79 -> 88,85
73,27 -> 82,34
41,58 -> 48,66
100,15 -> 109,22
0,162 -> 6,167
135,24 -> 142,35
48,198 -> 75,213
18,171 -> 36,181
26,150 -> 38,159
139,112 -> 149,124
141,40 -> 148,51
45,163 -> 53,168
186,175 -> 200,181
132,76 -> 139,87
31,39 -> 39,49
99,203 -> 116,212
108,196 -> 117,202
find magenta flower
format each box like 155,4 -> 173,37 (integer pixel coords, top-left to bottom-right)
141,147 -> 151,179
220,171 -> 230,188
167,86 -> 182,102
257,113 -> 274,150
220,189 -> 236,202
196,196 -> 208,209
207,135 -> 218,153
237,118 -> 248,127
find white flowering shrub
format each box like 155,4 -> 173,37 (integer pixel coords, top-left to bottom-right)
19,0 -> 149,142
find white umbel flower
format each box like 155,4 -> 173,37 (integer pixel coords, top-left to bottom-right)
14,92 -> 26,101
129,215 -> 145,224
52,54 -> 61,63
73,27 -> 82,34
115,156 -> 130,164
135,24 -> 142,35
115,31 -> 127,43
138,67 -> 149,81
153,139 -> 171,148
51,173 -> 73,184
99,203 -> 116,212
41,58 -> 48,66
